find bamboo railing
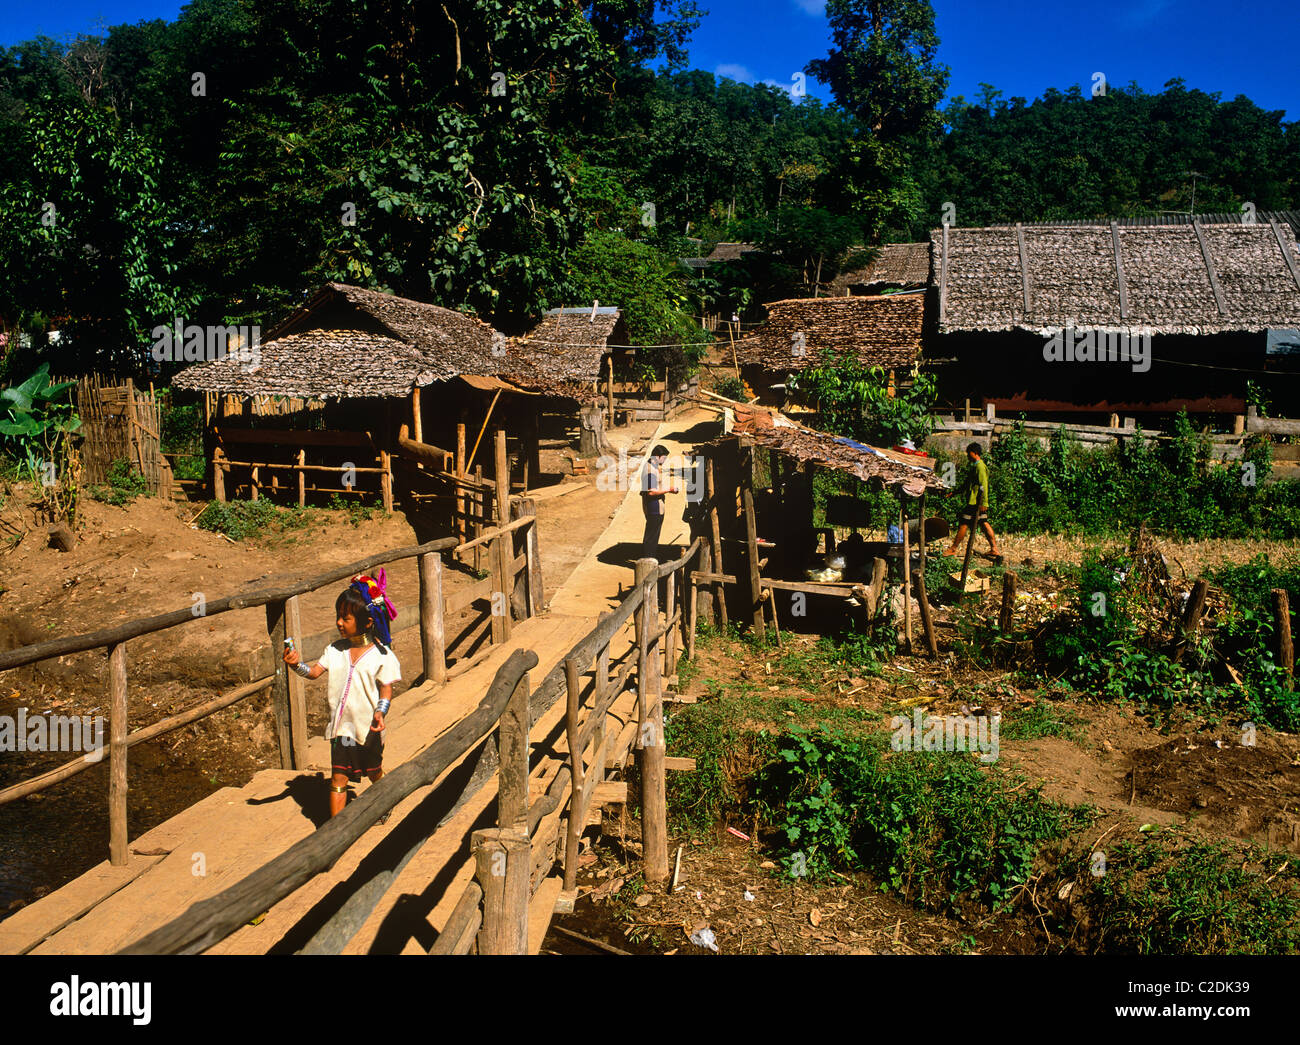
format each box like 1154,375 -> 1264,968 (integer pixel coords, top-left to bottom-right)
0,501 -> 546,866
115,536 -> 707,955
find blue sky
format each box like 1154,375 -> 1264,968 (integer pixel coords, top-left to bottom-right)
2,0 -> 1295,119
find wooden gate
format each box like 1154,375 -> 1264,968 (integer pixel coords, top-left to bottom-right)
74,375 -> 174,497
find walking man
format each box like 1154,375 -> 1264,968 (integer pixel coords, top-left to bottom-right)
944,441 -> 1001,561
641,444 -> 678,560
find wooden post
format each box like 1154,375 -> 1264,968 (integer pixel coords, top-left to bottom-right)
507,499 -> 529,620
695,542 -> 713,633
297,449 -> 306,506
472,825 -> 530,954
494,428 -> 509,520
497,668 -> 530,826
1173,578 -> 1210,663
411,386 -> 422,445
999,572 -> 1018,633
914,572 -> 938,658
918,491 -> 927,576
1274,589 -> 1293,689
563,657 -> 585,891
512,498 -> 542,617
664,569 -> 677,679
901,499 -> 913,652
473,465 -> 484,574
706,457 -> 726,627
455,423 -> 467,545
108,642 -> 128,866
265,599 -> 295,769
606,355 -> 615,426
740,445 -> 764,639
250,464 -> 259,502
379,451 -> 393,512
213,446 -> 226,502
284,595 -> 309,767
958,509 -> 978,595
634,559 -> 669,886
490,536 -> 510,643
419,551 -> 446,684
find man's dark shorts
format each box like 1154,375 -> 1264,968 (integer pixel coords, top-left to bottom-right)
959,505 -> 989,526
331,730 -> 383,781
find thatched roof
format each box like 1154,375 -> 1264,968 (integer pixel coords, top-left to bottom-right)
173,284 -> 611,401
831,243 -> 931,295
170,330 -> 439,398
736,294 -> 924,372
935,223 -> 1300,336
681,241 -> 763,269
513,306 -> 623,385
717,408 -> 943,496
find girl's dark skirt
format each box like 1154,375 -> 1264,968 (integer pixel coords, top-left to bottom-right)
331,731 -> 384,782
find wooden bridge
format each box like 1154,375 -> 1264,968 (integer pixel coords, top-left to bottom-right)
0,415 -> 711,955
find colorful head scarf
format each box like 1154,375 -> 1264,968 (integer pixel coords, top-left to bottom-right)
350,569 -> 397,647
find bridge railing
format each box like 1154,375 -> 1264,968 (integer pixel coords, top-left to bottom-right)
119,537 -> 708,955
0,505 -> 544,867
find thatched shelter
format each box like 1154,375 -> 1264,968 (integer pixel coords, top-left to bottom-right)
929,221 -> 1300,419
831,243 -> 931,296
687,403 -> 945,644
171,284 -> 620,511
732,294 -> 925,404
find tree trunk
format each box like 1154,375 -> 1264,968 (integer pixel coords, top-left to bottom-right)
578,400 -> 613,458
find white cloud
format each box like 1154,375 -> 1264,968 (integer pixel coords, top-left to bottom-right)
792,0 -> 825,15
715,63 -> 754,83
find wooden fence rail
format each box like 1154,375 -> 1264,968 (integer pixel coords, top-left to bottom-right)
112,535 -> 705,954
0,504 -> 546,866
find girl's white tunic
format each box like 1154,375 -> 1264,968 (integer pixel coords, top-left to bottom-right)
317,640 -> 401,743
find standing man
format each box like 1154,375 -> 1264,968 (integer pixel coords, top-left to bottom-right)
944,441 -> 1001,561
641,444 -> 678,560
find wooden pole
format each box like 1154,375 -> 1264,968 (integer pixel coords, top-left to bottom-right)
473,464 -> 484,573
914,572 -> 938,658
108,641 -> 128,866
706,457 -> 727,628
918,491 -> 928,575
297,449 -> 306,506
901,499 -> 913,652
284,595 -> 309,767
380,450 -> 393,512
213,446 -> 226,502
419,551 -> 447,684
740,445 -> 764,639
467,389 -> 503,474
265,599 -> 295,769
694,542 -> 713,633
634,558 -> 669,886
411,386 -> 422,445
664,569 -> 677,679
490,536 -> 508,644
999,572 -> 1018,633
455,423 -> 467,546
958,509 -> 978,595
1173,578 -> 1210,664
1274,588 -> 1293,689
513,498 -> 542,617
606,355 -> 615,427
562,657 -> 585,891
497,668 -> 530,826
472,825 -> 530,954
507,498 -> 530,620
494,428 -> 509,522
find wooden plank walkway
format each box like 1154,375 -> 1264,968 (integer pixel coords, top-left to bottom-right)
3,409 -> 712,956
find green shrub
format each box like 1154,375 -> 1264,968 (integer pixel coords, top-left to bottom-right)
196,499 -> 310,540
755,729 -> 1085,912
89,458 -> 150,506
713,375 -> 746,402
1070,836 -> 1300,955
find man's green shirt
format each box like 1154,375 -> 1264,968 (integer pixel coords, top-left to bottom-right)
962,457 -> 989,508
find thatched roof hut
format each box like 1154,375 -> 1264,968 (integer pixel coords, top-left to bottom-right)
933,222 -> 1300,336
173,283 -> 511,399
831,243 -> 931,296
681,241 -> 763,269
735,294 -> 924,373
513,306 -> 626,388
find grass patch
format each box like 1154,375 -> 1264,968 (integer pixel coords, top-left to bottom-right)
999,698 -> 1083,741
1060,833 -> 1300,955
88,458 -> 150,506
195,498 -> 313,541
